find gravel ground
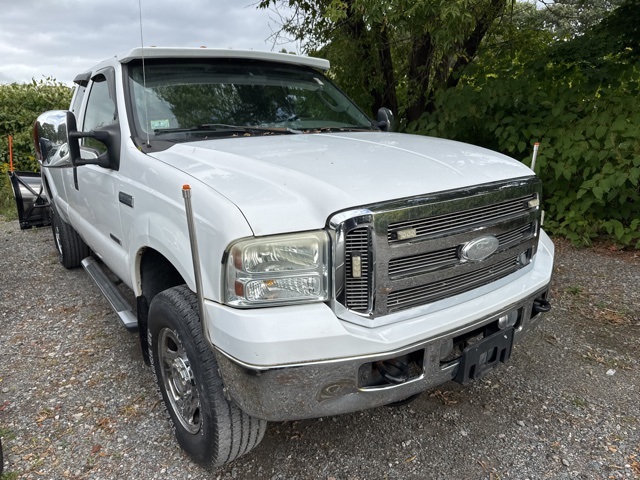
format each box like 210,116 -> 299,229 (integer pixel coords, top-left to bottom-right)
0,219 -> 639,480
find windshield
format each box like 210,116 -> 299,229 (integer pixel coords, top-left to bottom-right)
126,59 -> 375,142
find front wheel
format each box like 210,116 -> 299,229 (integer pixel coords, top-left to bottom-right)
147,285 -> 266,468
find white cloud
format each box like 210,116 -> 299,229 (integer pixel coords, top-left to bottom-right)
0,0 -> 297,84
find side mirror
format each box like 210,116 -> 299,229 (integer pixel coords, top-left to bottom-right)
377,107 -> 395,132
34,111 -> 120,170
67,111 -> 120,170
34,110 -> 73,168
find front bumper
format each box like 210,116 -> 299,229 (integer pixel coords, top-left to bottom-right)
209,230 -> 554,421
215,285 -> 551,421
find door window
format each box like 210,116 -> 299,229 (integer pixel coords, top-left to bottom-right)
82,73 -> 117,156
70,85 -> 86,115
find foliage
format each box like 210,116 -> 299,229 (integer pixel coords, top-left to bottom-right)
549,0 -> 640,63
0,78 -> 71,218
532,0 -> 624,40
411,0 -> 640,248
0,163 -> 17,219
0,78 -> 72,172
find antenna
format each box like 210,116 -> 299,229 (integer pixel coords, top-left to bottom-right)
138,0 -> 150,147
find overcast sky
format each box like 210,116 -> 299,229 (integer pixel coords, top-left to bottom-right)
0,0 -> 297,84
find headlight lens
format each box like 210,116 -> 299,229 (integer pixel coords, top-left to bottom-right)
225,231 -> 329,307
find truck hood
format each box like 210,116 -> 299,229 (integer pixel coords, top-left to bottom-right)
149,132 -> 533,236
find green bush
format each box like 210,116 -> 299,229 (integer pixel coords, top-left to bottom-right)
410,62 -> 640,248
0,78 -> 72,217
0,78 -> 72,171
408,5 -> 640,251
408,0 -> 640,248
0,163 -> 17,219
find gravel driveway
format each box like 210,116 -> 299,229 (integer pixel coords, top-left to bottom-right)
1,219 -> 638,480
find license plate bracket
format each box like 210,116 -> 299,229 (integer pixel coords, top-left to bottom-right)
454,328 -> 514,385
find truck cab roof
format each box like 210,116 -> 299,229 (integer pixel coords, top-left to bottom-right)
116,47 -> 330,71
73,47 -> 330,86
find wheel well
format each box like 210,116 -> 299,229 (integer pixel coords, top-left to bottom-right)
137,248 -> 186,364
140,248 -> 185,302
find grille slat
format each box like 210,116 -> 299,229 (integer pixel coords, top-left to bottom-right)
388,196 -> 534,243
387,256 -> 521,312
388,248 -> 459,277
388,224 -> 533,279
498,224 -> 530,244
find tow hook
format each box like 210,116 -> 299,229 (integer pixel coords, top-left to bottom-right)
374,360 -> 408,384
532,297 -> 551,315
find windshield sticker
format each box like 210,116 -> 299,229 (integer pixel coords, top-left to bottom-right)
150,119 -> 170,130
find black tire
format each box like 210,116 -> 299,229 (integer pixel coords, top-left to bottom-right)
51,206 -> 90,269
147,285 -> 267,468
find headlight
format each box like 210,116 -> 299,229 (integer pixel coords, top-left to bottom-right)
225,231 -> 329,307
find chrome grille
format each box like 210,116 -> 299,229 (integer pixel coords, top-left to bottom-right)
387,254 -> 525,312
388,224 -> 534,279
498,224 -> 532,246
332,177 -> 542,322
344,227 -> 371,312
389,247 -> 459,278
388,195 -> 535,243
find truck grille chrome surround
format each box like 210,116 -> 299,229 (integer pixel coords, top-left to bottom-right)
330,177 -> 542,324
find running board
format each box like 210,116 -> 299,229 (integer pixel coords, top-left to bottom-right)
81,257 -> 138,332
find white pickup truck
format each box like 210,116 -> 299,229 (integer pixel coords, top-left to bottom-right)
20,47 -> 554,468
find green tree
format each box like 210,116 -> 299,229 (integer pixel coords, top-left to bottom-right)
535,0 -> 624,40
412,0 -> 640,247
259,0 -> 510,123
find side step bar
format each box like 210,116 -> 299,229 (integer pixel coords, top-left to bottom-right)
81,257 -> 138,332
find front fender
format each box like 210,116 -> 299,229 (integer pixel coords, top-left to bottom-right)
127,184 -> 254,302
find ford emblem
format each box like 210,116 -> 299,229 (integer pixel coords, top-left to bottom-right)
460,235 -> 499,262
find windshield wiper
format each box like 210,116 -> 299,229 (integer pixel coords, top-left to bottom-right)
154,123 -> 302,136
302,126 -> 376,133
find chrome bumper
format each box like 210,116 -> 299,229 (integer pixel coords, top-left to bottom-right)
215,285 -> 551,421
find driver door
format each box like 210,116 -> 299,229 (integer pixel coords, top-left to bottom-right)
65,67 -> 127,275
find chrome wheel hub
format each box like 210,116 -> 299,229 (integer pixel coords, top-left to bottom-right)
158,328 -> 201,434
